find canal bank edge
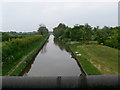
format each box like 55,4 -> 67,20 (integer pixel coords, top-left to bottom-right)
8,35 -> 49,76
54,38 -> 87,76
66,45 -> 87,76
19,35 -> 50,76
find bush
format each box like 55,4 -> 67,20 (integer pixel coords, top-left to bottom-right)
2,35 -> 42,67
104,39 -> 118,48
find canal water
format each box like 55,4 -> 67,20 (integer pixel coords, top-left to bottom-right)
22,35 -> 81,76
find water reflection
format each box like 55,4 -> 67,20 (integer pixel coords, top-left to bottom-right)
54,38 -> 77,59
54,38 -> 65,51
21,35 -> 81,76
40,41 -> 48,54
54,38 -> 71,54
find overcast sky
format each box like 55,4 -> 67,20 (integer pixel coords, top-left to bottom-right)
1,1 -> 118,32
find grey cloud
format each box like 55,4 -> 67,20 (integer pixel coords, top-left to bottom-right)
2,2 -> 117,32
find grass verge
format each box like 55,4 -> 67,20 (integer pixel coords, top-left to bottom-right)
69,43 -> 118,75
60,38 -> 119,75
3,35 -> 49,76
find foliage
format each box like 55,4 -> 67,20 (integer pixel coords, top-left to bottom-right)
53,23 -> 67,38
2,35 -> 46,75
38,24 -> 49,35
9,35 -> 49,76
53,23 -> 119,49
53,23 -> 93,41
53,23 -> 119,75
104,28 -> 118,48
3,31 -> 39,35
2,32 -> 31,42
2,32 -> 10,41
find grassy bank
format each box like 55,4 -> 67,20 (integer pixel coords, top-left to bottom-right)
53,23 -> 119,75
69,42 -> 119,75
0,33 -> 1,75
2,35 -> 49,76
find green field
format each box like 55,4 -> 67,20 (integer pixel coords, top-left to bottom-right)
70,43 -> 119,75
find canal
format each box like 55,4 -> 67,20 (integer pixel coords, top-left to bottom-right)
22,35 -> 82,76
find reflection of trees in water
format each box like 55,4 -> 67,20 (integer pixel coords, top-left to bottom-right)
40,41 -> 48,54
54,38 -> 65,51
54,38 -> 84,74
54,38 -> 79,60
54,38 -> 71,55
54,38 -> 84,76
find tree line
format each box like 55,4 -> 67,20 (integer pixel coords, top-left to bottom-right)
1,24 -> 49,42
53,23 -> 119,49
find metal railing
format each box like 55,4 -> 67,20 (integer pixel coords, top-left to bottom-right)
1,74 -> 119,89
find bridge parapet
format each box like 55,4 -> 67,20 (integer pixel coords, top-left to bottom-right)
1,75 -> 119,89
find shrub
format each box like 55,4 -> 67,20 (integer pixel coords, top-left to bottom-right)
2,35 -> 42,67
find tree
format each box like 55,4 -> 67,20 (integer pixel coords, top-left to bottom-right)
38,24 -> 49,35
53,23 -> 66,38
95,26 -> 112,44
83,23 -> 93,41
2,32 -> 10,41
69,25 -> 81,41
